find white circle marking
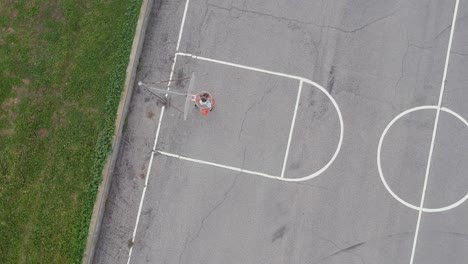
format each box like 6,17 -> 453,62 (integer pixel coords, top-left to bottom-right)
377,105 -> 468,212
280,78 -> 344,182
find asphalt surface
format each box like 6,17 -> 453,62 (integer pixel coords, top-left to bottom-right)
94,0 -> 468,263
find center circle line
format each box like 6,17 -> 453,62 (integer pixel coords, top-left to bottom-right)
377,105 -> 468,213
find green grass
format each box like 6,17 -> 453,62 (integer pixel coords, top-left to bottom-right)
0,0 -> 142,263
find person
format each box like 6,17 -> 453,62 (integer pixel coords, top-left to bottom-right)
194,92 -> 215,116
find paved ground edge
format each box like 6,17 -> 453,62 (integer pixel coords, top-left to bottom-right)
81,0 -> 154,263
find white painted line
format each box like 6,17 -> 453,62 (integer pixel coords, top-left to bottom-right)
177,52 -> 344,182
176,52 -> 304,81
437,0 -> 460,108
127,0 -> 192,262
281,80 -> 303,178
157,150 -> 281,180
127,58 -> 176,264
410,108 -> 441,264
176,0 -> 191,51
409,0 -> 460,263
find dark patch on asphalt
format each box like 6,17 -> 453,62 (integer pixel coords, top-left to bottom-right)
272,225 -> 288,242
175,68 -> 185,88
308,88 -> 316,107
316,241 -> 367,262
327,65 -> 336,93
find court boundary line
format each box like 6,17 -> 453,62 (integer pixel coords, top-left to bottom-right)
409,0 -> 460,263
126,0 -> 192,262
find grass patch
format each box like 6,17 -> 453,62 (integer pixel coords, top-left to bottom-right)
0,0 -> 142,263
127,239 -> 134,249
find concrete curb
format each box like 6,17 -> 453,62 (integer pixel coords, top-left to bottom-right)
82,0 -> 154,263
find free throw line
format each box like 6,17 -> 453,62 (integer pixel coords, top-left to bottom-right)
281,80 -> 303,178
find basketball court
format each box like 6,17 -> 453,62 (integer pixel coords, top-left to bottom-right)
94,0 -> 468,263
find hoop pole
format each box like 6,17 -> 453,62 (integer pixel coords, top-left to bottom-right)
138,81 -> 188,96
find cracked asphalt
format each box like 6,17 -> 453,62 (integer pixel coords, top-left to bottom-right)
94,0 -> 468,263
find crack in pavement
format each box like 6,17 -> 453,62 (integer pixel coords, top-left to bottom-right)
432,14 -> 468,40
392,36 -> 437,106
207,3 -> 400,34
312,236 -> 367,264
395,39 -> 435,91
452,50 -> 468,57
312,231 -> 417,264
393,36 -> 411,98
177,148 -> 248,264
238,87 -> 274,141
177,174 -> 240,264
